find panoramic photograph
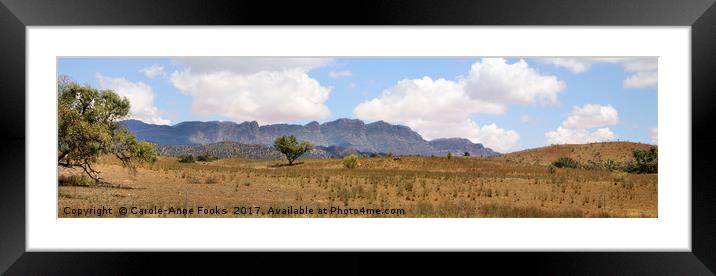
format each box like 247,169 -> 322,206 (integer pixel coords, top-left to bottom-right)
57,57 -> 658,218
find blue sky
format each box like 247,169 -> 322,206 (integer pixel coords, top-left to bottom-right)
58,57 -> 657,152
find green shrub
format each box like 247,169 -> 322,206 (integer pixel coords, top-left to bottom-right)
343,154 -> 358,169
178,154 -> 195,163
582,159 -> 626,172
629,146 -> 657,174
447,152 -> 453,159
196,152 -> 218,162
551,157 -> 579,169
463,152 -> 470,157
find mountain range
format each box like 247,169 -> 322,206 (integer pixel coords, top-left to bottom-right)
154,141 -> 384,160
121,118 -> 500,157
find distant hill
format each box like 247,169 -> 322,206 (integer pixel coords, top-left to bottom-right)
429,138 -> 493,156
121,119 -> 500,157
155,141 -> 383,160
494,142 -> 653,165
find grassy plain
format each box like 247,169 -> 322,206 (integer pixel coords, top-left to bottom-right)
58,142 -> 657,218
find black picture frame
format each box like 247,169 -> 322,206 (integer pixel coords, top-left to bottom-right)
1,0 -> 715,274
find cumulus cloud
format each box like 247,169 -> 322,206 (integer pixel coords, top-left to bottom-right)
544,104 -> 620,144
561,104 -> 619,129
621,58 -> 658,88
329,70 -> 353,78
140,64 -> 165,78
353,58 -> 567,152
624,71 -> 658,89
172,57 -> 331,74
353,76 -> 518,152
538,58 -> 594,74
170,68 -> 331,124
650,128 -> 658,144
354,77 -> 504,121
471,123 -> 520,153
545,127 -> 615,144
539,57 -> 658,89
168,57 -> 333,124
95,73 -> 170,125
463,58 -> 565,105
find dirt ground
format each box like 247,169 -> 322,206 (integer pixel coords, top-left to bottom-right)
58,155 -> 657,218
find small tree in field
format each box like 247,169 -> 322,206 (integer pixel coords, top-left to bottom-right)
447,152 -> 453,159
273,135 -> 312,165
58,78 -> 157,183
463,152 -> 470,157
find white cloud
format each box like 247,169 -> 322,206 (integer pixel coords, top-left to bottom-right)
354,77 -> 504,121
168,57 -> 334,124
353,58 -> 565,152
650,128 -> 658,144
95,73 -> 170,125
472,123 -> 520,153
353,76 -> 518,152
621,58 -> 658,73
538,58 -> 593,74
172,57 -> 331,74
561,104 -> 619,129
544,103 -> 620,145
170,68 -> 331,124
140,64 -> 165,78
329,70 -> 353,78
624,71 -> 658,89
621,58 -> 658,88
539,57 -> 658,89
463,58 -> 565,105
545,127 -> 615,144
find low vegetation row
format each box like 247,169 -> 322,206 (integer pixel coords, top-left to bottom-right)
550,146 -> 657,174
178,153 -> 219,163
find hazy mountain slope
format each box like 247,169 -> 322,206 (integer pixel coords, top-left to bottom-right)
154,141 -> 381,160
121,118 -> 500,156
429,138 -> 499,157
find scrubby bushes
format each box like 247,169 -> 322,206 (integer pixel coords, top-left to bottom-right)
582,159 -> 624,171
630,146 -> 658,174
551,157 -> 579,169
343,154 -> 358,169
178,154 -> 195,163
178,153 -> 218,163
196,152 -> 218,162
549,146 -> 657,174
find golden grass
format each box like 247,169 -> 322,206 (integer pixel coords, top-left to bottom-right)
58,153 -> 657,218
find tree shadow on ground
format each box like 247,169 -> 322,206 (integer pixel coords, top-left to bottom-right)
58,180 -> 143,190
268,162 -> 305,168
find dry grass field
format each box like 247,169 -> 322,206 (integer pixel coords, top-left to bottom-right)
496,142 -> 653,165
58,142 -> 657,218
